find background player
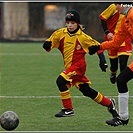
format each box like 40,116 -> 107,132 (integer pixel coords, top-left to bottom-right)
89,3 -> 133,126
99,3 -> 132,84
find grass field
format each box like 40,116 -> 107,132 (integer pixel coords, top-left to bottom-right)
0,42 -> 133,132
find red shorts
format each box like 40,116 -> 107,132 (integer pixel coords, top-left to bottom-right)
104,36 -> 132,58
60,64 -> 90,88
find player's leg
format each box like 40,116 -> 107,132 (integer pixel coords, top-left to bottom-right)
116,66 -> 132,121
109,57 -> 118,84
117,35 -> 132,72
55,75 -> 74,117
55,64 -> 84,117
118,55 -> 129,72
106,66 -> 133,126
108,49 -> 118,84
78,83 -> 119,118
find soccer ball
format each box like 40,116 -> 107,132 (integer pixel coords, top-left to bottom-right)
0,111 -> 19,131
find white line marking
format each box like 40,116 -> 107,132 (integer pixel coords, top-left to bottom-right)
0,53 -> 61,56
0,96 -> 81,99
0,95 -> 133,99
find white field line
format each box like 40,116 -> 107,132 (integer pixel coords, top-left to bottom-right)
0,53 -> 61,56
0,95 -> 133,99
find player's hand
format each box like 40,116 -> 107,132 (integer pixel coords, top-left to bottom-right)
98,52 -> 108,72
42,41 -> 52,51
107,33 -> 114,40
99,62 -> 108,72
89,45 -> 100,55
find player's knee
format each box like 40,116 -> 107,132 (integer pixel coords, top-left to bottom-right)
56,75 -> 65,88
116,75 -> 128,93
56,75 -> 68,92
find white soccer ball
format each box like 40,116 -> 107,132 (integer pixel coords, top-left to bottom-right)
0,111 -> 19,131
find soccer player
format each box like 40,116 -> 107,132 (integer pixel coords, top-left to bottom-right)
89,3 -> 133,126
99,3 -> 132,84
42,10 -> 118,121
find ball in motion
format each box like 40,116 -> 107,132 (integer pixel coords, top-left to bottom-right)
0,111 -> 19,131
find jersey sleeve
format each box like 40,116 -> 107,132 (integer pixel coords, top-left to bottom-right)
81,33 -> 100,53
46,29 -> 61,49
99,4 -> 117,21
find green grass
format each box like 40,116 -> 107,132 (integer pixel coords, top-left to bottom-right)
0,42 -> 133,131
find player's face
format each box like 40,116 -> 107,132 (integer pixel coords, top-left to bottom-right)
116,4 -> 125,13
66,21 -> 78,32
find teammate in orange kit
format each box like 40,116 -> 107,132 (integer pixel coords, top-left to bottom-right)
89,3 -> 133,126
99,3 -> 132,84
42,10 -> 118,121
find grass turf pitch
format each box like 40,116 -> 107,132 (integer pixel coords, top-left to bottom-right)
0,42 -> 133,131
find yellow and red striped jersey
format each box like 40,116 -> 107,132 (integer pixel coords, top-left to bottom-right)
46,27 -> 100,68
99,4 -> 125,33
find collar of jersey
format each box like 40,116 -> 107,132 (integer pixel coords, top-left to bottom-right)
64,28 -> 81,35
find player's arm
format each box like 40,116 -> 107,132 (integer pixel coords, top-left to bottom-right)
83,37 -> 108,72
100,4 -> 116,40
88,32 -> 125,55
101,19 -> 114,41
101,19 -> 110,35
97,50 -> 108,72
89,17 -> 128,54
42,30 -> 60,52
100,18 -> 127,50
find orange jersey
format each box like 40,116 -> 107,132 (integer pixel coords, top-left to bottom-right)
100,7 -> 133,71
